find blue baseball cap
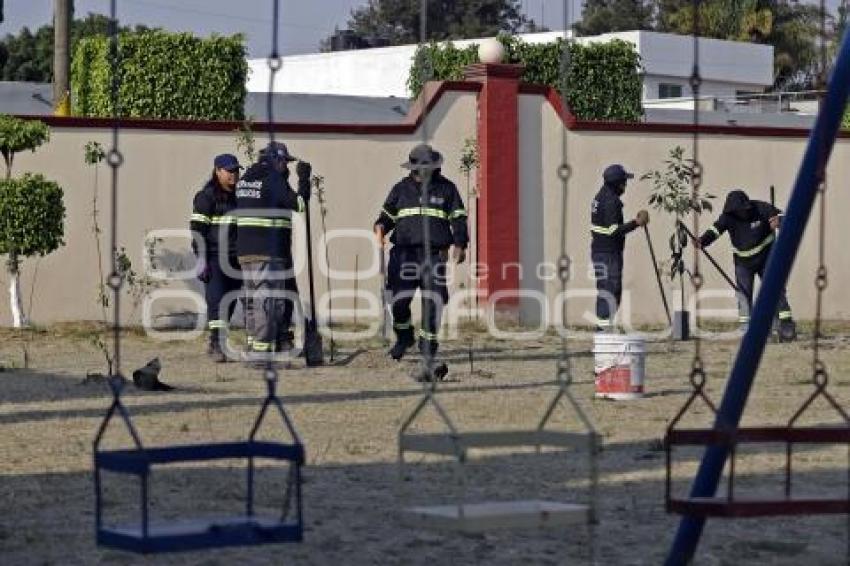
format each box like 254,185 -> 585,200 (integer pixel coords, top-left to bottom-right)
260,141 -> 298,162
213,153 -> 242,171
603,164 -> 634,184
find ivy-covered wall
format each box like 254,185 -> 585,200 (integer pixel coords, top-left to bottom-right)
408,36 -> 643,122
71,30 -> 247,121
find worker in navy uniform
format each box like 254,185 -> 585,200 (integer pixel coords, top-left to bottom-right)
697,189 -> 796,341
590,164 -> 649,332
235,141 -> 311,360
374,144 -> 469,381
190,153 -> 242,362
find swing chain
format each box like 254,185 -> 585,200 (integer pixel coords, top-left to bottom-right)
556,31 -> 574,388
689,0 -> 705,374
812,0 -> 830,389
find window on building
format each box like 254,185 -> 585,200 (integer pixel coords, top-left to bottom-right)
658,83 -> 684,99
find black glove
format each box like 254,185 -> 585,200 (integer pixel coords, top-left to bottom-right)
296,160 -> 312,182
296,161 -> 312,201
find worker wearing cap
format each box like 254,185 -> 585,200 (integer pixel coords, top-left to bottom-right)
374,144 -> 469,381
697,189 -> 796,340
235,141 -> 312,359
190,153 -> 243,362
590,164 -> 649,332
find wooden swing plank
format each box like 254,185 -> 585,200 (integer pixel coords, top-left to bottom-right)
403,500 -> 589,532
669,497 -> 850,518
400,430 -> 590,457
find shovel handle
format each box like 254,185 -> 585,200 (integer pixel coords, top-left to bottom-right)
643,225 -> 672,326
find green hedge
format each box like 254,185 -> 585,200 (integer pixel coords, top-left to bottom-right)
71,30 -> 247,120
408,36 -> 643,122
0,173 -> 65,261
844,105 -> 850,129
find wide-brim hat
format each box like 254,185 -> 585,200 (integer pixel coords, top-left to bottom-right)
401,143 -> 443,170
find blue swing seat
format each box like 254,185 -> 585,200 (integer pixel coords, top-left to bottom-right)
95,440 -> 305,553
94,372 -> 306,554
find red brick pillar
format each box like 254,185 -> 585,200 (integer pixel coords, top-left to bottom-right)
463,63 -> 523,309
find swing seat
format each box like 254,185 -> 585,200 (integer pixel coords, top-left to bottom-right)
97,515 -> 303,553
399,429 -> 590,457
403,500 -> 589,532
95,440 -> 305,553
668,496 -> 850,518
95,441 -> 304,474
665,425 -> 850,518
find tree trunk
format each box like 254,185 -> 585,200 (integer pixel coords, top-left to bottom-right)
53,0 -> 72,110
8,257 -> 27,328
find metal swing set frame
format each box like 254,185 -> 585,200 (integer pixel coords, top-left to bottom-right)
396,0 -> 597,537
663,14 -> 850,565
92,0 -> 305,554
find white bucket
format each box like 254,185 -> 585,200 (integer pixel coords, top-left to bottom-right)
593,334 -> 646,400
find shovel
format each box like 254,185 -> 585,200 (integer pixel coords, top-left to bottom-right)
676,221 -> 740,292
302,194 -> 324,367
643,225 -> 672,326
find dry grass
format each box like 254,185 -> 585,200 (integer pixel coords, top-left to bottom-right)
1,326 -> 849,565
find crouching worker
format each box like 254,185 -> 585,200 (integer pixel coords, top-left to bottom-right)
190,153 -> 242,362
697,189 -> 796,341
374,144 -> 468,382
235,141 -> 311,362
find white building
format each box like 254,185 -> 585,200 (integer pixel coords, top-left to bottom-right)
246,30 -> 774,104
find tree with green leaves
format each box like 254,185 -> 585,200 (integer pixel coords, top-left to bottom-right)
655,0 -> 824,88
0,114 -> 60,327
323,0 -> 537,48
0,13 -> 152,83
642,146 -> 714,333
0,174 -> 65,327
0,114 -> 49,180
573,0 -> 655,36
656,0 -> 771,41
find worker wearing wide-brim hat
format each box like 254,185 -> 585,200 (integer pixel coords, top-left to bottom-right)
590,164 -> 649,332
374,143 -> 469,382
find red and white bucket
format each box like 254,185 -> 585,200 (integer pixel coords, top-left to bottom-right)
593,334 -> 646,400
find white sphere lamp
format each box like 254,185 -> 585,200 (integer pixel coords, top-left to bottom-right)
478,38 -> 505,64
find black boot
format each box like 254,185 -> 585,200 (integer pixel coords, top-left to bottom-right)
389,328 -> 415,360
207,330 -> 227,363
412,339 -> 448,382
276,330 -> 295,353
778,319 -> 797,342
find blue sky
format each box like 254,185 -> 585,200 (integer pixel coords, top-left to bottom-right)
1,1 -> 575,57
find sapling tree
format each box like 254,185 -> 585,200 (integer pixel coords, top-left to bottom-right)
458,137 -> 479,314
312,173 -> 336,360
235,119 -> 257,163
84,140 -> 108,322
641,146 -> 713,333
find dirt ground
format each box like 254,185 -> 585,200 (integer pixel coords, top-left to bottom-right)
1,323 -> 850,565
